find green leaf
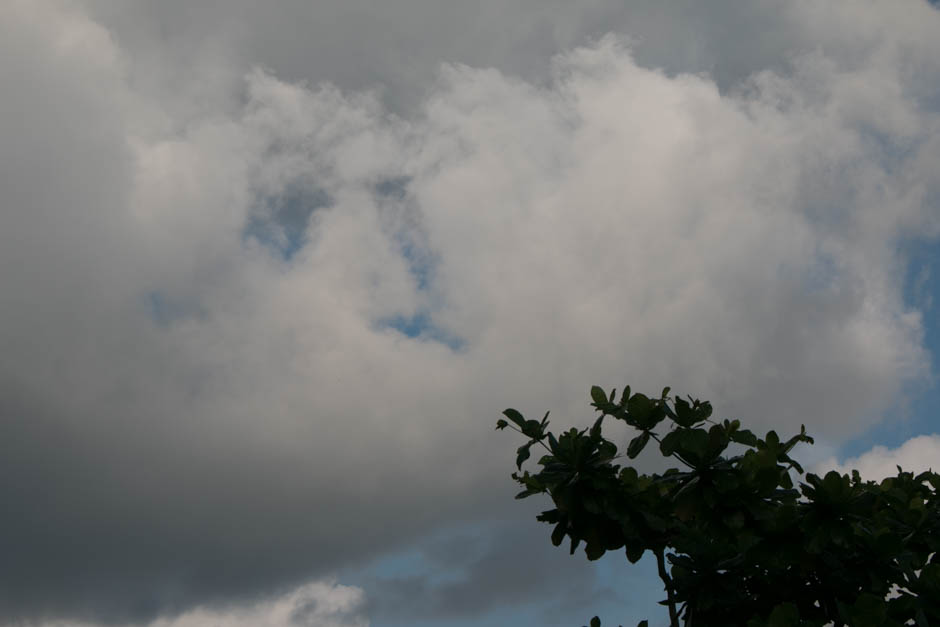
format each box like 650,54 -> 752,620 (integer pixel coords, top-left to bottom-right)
495,418 -> 508,430
502,408 -> 526,429
680,428 -> 708,461
641,511 -> 667,533
591,413 -> 605,438
547,432 -> 559,453
673,397 -> 695,427
849,593 -> 887,626
591,385 -> 608,407
723,510 -> 746,529
661,430 -> 682,457
620,386 -> 631,406
916,609 -> 929,627
627,431 -> 650,459
637,621 -> 648,627
926,472 -> 940,491
590,617 -> 601,627
625,543 -> 645,563
730,428 -> 758,447
767,602 -> 799,627
516,442 -> 533,469
522,419 -> 542,438
628,393 -> 652,424
697,400 -> 712,420
552,521 -> 566,547
822,470 -> 845,497
585,541 -> 605,560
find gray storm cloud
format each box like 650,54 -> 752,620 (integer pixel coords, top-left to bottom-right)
1,0 -> 939,624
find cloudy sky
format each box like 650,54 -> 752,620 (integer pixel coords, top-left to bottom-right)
2,0 -> 940,625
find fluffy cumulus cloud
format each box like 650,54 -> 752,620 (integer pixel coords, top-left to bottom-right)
37,580 -> 368,627
2,0 -> 940,624
149,580 -> 368,627
819,434 -> 940,481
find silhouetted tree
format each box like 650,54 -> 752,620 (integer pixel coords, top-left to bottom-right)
498,385 -> 940,626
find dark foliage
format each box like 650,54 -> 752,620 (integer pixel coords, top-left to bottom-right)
497,386 -> 940,626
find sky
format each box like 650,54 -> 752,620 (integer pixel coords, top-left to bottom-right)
1,0 -> 940,626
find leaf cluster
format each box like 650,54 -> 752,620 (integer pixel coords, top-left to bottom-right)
497,386 -> 940,626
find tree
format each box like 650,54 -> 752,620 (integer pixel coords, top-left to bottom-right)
497,385 -> 940,626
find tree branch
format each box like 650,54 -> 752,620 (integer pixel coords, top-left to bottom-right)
655,548 -> 680,627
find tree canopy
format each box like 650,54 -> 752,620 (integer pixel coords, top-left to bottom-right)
497,385 -> 940,626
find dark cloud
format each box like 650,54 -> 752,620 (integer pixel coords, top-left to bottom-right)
77,0 -> 838,113
2,1 -> 940,625
0,382 -> 503,624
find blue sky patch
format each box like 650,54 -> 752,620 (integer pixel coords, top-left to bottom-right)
145,290 -> 202,327
374,176 -> 437,292
343,519 -> 666,627
379,312 -> 465,351
374,176 -> 411,202
245,185 -> 332,260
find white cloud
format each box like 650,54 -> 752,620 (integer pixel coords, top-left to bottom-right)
817,434 -> 940,481
29,580 -> 369,627
150,580 -> 369,627
2,0 -> 940,623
